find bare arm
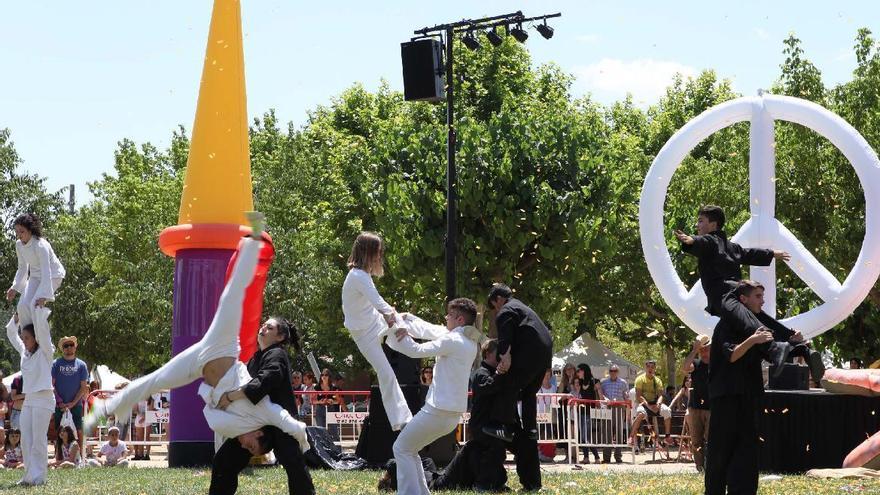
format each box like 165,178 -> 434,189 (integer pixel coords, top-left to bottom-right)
730,331 -> 773,363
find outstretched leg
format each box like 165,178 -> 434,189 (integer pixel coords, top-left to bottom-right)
100,235 -> 262,423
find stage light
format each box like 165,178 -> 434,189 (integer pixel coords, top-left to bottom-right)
485,28 -> 504,47
510,23 -> 528,43
536,21 -> 554,39
462,31 -> 481,51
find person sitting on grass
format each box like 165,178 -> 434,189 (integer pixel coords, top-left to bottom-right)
88,426 -> 130,467
4,429 -> 24,469
51,425 -> 81,469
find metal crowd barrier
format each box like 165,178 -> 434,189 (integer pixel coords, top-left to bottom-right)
83,389 -> 168,450
567,397 -> 636,464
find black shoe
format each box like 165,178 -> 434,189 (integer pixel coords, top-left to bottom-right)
769,342 -> 791,378
481,425 -> 514,443
143,455 -> 150,461
807,350 -> 825,385
526,429 -> 538,441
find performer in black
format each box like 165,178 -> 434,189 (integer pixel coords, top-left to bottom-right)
210,317 -> 315,495
482,284 -> 553,491
674,205 -> 824,383
705,280 -> 773,495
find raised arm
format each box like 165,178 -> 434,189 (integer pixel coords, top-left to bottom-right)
5,316 -> 24,356
32,307 -> 55,361
678,233 -> 714,258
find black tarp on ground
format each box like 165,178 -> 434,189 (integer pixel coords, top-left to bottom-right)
303,426 -> 368,470
758,390 -> 880,473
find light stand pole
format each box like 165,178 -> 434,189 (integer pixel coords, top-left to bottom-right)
409,11 -> 560,302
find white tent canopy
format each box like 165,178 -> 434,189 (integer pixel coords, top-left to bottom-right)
91,364 -> 129,391
552,334 -> 642,382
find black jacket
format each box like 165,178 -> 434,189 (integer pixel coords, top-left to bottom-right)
708,317 -> 764,400
495,298 -> 553,365
469,361 -> 508,434
680,230 -> 774,315
243,343 -> 297,416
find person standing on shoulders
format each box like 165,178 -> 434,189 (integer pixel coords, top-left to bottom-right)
6,213 -> 65,328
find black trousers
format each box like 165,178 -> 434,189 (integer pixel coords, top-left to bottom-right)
209,426 -> 315,495
433,435 -> 508,491
491,349 -> 550,432
705,395 -> 759,495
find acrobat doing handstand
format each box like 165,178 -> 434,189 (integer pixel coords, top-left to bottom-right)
87,213 -> 309,457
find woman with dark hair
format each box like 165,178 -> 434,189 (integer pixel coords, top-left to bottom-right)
575,364 -> 604,464
5,307 -> 55,485
51,425 -> 81,469
212,315 -> 315,495
6,213 -> 65,327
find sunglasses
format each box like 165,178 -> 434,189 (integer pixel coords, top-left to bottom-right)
62,343 -> 75,349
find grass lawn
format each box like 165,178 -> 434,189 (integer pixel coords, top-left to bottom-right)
0,468 -> 876,494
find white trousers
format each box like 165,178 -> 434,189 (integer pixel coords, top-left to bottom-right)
352,325 -> 412,430
20,395 -> 53,485
393,405 -> 460,495
106,239 -> 259,418
17,278 -> 62,328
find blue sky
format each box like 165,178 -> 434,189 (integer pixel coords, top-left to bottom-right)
1,1 -> 877,204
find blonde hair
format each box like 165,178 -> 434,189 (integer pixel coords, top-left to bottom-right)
348,232 -> 384,277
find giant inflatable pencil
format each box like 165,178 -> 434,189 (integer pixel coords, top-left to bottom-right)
157,0 -> 270,466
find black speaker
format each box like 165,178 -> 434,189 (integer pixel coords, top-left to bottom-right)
401,38 -> 444,102
356,384 -> 425,465
769,363 -> 809,390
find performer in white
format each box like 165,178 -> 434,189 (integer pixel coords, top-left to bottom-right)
386,298 -> 481,495
341,232 -> 412,431
88,213 -> 309,456
6,213 -> 65,328
6,307 -> 55,485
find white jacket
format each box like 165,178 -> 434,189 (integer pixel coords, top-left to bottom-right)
341,268 -> 393,339
6,307 -> 55,394
10,237 -> 66,301
390,324 -> 479,413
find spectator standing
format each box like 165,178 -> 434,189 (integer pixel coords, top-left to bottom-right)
576,364 -> 603,464
682,335 -> 711,472
849,358 -> 862,370
300,372 -> 316,419
670,376 -> 691,413
599,364 -> 628,463
537,369 -> 556,462
9,375 -> 24,430
51,335 -> 88,453
420,367 -> 434,387
291,371 -> 305,413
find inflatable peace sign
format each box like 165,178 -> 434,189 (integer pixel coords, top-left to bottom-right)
639,93 -> 880,338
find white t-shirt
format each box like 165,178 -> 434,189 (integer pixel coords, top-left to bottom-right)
100,441 -> 127,465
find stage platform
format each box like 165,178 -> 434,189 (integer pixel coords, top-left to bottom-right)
759,389 -> 880,473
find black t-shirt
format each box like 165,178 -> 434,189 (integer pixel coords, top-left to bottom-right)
689,358 -> 710,410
